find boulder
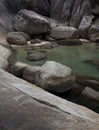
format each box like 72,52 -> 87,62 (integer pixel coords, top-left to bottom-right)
79,15 -> 93,39
50,25 -> 79,40
23,65 -> 40,83
27,51 -> 46,61
36,61 -> 75,93
7,32 -> 31,45
12,9 -> 50,35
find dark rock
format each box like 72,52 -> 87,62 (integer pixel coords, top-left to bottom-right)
12,9 -> 50,35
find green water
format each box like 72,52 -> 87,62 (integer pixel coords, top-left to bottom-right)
10,43 -> 99,78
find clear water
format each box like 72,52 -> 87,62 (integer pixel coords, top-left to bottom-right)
10,43 -> 99,78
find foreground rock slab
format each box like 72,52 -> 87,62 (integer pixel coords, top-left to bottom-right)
12,9 -> 50,35
0,69 -> 99,130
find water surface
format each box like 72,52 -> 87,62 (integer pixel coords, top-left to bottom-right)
10,43 -> 99,78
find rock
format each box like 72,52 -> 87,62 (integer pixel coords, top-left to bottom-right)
36,61 -> 76,93
90,33 -> 99,42
76,75 -> 99,91
50,25 -> 79,40
12,61 -> 28,77
56,39 -> 82,46
79,15 -> 93,39
0,69 -> 99,129
0,45 -> 11,69
23,65 -> 40,83
7,32 -> 30,45
8,0 -> 50,16
27,51 -> 46,61
45,35 -> 55,41
89,18 -> 99,40
26,40 -> 58,50
70,0 -> 91,28
81,87 -> 99,102
12,9 -> 50,35
30,39 -> 41,44
50,0 -> 75,25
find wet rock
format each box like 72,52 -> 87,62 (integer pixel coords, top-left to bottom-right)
23,65 -> 40,83
36,61 -> 76,93
7,32 -> 31,45
50,25 -> 79,40
90,33 -> 99,42
12,9 -> 50,35
27,51 -> 46,61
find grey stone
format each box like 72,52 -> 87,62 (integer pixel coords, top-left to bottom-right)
7,32 -> 31,45
12,9 -> 50,35
27,51 -> 46,61
36,61 -> 76,93
50,25 -> 79,40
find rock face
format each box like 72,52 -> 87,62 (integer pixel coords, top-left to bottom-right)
50,25 -> 79,40
36,61 -> 75,93
7,0 -> 50,16
79,15 -> 93,39
89,18 -> 99,41
12,9 -> 50,35
7,32 -> 31,45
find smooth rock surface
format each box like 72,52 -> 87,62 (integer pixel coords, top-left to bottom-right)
36,61 -> 75,93
50,25 -> 79,40
0,68 -> 99,128
12,9 -> 50,35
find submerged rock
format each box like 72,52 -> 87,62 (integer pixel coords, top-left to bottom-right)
12,9 -> 50,35
36,61 -> 75,93
7,32 -> 31,45
27,51 -> 46,61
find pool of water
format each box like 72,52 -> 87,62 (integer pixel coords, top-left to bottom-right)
10,43 -> 99,78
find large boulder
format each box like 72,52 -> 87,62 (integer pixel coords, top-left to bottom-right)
7,32 -> 31,45
36,61 -> 75,93
50,25 -> 79,40
12,9 -> 50,35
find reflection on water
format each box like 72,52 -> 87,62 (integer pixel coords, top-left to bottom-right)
10,43 -> 99,78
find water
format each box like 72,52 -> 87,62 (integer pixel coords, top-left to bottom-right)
10,43 -> 99,79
